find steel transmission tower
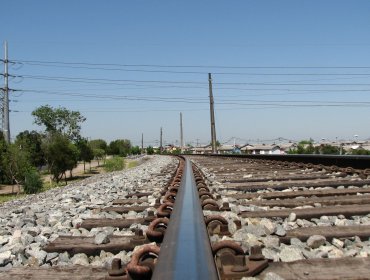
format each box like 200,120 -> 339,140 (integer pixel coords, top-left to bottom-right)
2,41 -> 10,142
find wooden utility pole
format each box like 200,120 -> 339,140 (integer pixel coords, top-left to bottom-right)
208,73 -> 217,154
141,133 -> 144,154
180,112 -> 184,151
160,127 -> 163,154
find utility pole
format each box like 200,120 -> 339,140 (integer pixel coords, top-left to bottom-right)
208,73 -> 217,154
180,112 -> 184,151
3,41 -> 10,143
141,133 -> 144,154
160,127 -> 163,154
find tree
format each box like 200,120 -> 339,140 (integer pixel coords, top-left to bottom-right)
43,133 -> 79,183
146,146 -> 154,155
108,139 -> 132,156
23,169 -> 43,194
351,148 -> 370,155
76,139 -> 94,172
89,139 -> 107,153
130,146 -> 141,155
15,130 -> 45,168
288,140 -> 315,154
3,144 -> 33,193
93,148 -> 106,166
319,144 -> 340,154
32,105 -> 86,141
0,132 -> 8,184
32,106 -> 86,183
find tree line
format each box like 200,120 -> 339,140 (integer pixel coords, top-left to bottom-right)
288,140 -> 370,155
0,105 -> 146,194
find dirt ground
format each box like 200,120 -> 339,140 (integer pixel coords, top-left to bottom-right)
0,160 -> 102,195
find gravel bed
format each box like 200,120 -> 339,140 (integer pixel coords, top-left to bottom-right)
0,155 -> 177,270
195,160 -> 370,267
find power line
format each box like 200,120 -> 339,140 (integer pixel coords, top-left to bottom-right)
10,61 -> 370,76
15,74 -> 370,87
11,59 -> 370,69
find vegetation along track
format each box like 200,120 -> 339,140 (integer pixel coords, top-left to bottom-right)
1,154 -> 370,279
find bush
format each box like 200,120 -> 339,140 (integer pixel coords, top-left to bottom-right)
104,157 -> 125,172
23,169 -> 43,194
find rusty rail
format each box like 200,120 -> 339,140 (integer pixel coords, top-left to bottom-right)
205,154 -> 370,170
152,158 -> 219,280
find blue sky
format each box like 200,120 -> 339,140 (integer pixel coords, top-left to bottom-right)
2,0 -> 370,146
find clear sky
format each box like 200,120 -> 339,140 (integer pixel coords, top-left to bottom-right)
1,0 -> 370,147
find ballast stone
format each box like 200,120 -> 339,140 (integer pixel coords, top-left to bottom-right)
279,246 -> 304,262
307,235 -> 326,249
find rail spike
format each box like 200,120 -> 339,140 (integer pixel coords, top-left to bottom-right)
126,244 -> 160,280
156,202 -> 174,218
205,215 -> 231,236
146,217 -> 169,243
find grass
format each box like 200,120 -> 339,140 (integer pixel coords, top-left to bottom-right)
0,193 -> 26,203
104,157 -> 125,172
126,160 -> 138,169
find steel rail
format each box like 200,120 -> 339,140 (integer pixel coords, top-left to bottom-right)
204,154 -> 370,169
152,158 -> 218,280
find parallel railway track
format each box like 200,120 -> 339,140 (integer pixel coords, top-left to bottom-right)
1,154 -> 370,279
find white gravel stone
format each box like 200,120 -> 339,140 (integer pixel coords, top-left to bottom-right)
71,253 -> 89,266
263,235 -> 280,248
275,225 -> 286,237
0,251 -> 12,266
0,236 -> 9,246
0,156 -> 175,268
288,212 -> 297,222
332,238 -> 344,248
279,246 -> 304,262
328,247 -> 344,258
260,218 -> 277,235
307,235 -> 326,249
262,248 -> 280,261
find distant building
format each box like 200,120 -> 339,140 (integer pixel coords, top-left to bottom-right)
242,144 -> 282,155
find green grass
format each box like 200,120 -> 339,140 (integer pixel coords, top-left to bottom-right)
104,157 -> 125,172
126,160 -> 138,169
0,193 -> 26,204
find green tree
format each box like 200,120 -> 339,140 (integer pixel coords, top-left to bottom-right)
146,146 -> 154,155
288,140 -> 315,154
351,148 -> 370,155
93,148 -> 106,165
0,132 -> 8,183
32,105 -> 86,141
15,130 -> 45,168
44,133 -> 79,183
23,169 -> 43,194
130,146 -> 141,155
319,144 -> 340,154
89,139 -> 107,152
108,139 -> 132,156
76,139 -> 94,172
3,144 -> 33,193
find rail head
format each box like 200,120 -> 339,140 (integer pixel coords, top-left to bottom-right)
152,158 -> 219,280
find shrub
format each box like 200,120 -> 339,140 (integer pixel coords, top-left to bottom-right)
104,157 -> 125,172
23,169 -> 43,194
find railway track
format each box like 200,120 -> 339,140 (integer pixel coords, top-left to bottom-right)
1,155 -> 370,279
